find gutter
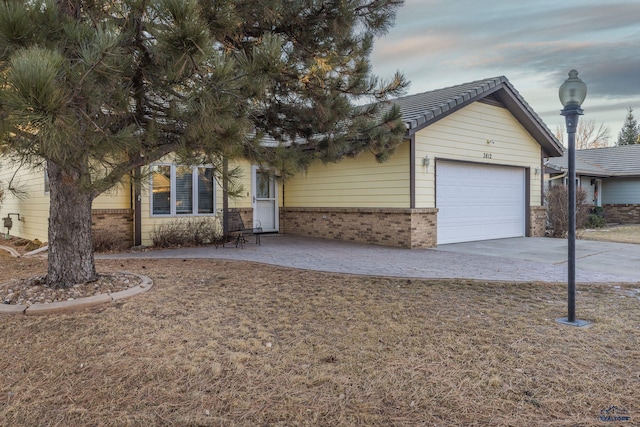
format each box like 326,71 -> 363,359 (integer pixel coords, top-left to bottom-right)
548,171 -> 568,181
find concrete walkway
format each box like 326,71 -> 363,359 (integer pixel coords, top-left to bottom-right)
99,235 -> 640,284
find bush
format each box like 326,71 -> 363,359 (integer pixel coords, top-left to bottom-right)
585,214 -> 606,229
93,230 -> 126,252
546,184 -> 591,237
151,216 -> 223,248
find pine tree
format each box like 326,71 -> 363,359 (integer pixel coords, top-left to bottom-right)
0,0 -> 407,288
617,107 -> 640,145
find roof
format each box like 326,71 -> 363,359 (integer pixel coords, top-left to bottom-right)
389,76 -> 563,157
545,144 -> 640,177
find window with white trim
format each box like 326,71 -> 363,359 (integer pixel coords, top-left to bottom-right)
150,164 -> 215,216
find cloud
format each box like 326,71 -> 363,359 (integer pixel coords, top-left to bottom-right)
372,33 -> 458,64
371,0 -> 640,135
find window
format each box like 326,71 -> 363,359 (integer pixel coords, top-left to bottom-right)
197,167 -> 215,214
44,169 -> 50,194
150,164 -> 215,216
256,170 -> 273,198
175,166 -> 193,214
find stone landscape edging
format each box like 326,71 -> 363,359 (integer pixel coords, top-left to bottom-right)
0,272 -> 153,316
0,244 -> 21,258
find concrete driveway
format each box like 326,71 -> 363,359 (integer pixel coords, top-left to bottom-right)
99,235 -> 640,284
436,237 -> 640,283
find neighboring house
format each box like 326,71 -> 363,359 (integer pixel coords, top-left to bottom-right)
1,76 -> 563,249
545,144 -> 640,224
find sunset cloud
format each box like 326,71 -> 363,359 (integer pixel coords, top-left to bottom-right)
371,0 -> 640,135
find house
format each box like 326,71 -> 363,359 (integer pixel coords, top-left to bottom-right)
545,144 -> 640,224
0,76 -> 563,249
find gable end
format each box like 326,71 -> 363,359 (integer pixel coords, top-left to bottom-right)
478,93 -> 506,109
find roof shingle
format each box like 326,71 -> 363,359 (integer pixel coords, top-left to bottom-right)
545,144 -> 640,177
388,76 -> 562,157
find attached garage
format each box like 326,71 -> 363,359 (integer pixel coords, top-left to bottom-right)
436,161 -> 526,244
280,76 -> 562,248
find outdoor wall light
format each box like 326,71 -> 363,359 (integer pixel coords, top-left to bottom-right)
422,155 -> 430,171
556,69 -> 590,328
534,167 -> 540,176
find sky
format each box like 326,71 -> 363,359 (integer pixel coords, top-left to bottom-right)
370,0 -> 640,144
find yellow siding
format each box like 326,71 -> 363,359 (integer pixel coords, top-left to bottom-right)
93,179 -> 131,209
228,159 -> 253,209
0,161 -> 131,242
0,162 -> 50,241
285,141 -> 411,208
415,102 -> 543,208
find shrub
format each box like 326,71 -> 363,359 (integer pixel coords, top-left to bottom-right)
546,184 -> 591,237
93,230 -> 126,252
151,216 -> 223,248
585,214 -> 606,229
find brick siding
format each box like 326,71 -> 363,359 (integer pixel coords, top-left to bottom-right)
91,209 -> 133,249
529,206 -> 547,237
603,204 -> 640,224
280,207 -> 438,248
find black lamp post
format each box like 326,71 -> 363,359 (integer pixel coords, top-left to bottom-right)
556,70 -> 590,327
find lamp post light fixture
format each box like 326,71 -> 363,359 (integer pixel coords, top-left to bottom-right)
556,70 -> 591,327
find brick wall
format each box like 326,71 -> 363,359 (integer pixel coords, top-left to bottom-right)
222,208 -> 253,233
92,209 -> 133,249
280,207 -> 438,248
529,206 -> 547,237
234,208 -> 254,230
603,204 -> 640,224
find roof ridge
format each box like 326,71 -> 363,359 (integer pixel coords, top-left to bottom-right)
577,144 -> 640,152
394,76 -> 507,102
391,76 -> 508,132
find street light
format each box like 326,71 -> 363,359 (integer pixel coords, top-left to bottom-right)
556,70 -> 590,327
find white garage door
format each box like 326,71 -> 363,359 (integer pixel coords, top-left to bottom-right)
436,161 -> 525,244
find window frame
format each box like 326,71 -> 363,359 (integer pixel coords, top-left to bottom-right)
150,163 -> 216,217
44,169 -> 50,195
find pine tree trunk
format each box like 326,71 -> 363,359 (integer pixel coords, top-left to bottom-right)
46,161 -> 97,288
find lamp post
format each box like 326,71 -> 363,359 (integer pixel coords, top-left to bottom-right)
556,70 -> 590,327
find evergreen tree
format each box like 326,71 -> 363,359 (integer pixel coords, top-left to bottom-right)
617,107 -> 640,145
0,0 -> 407,288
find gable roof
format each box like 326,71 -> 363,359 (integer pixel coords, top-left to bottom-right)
545,144 -> 640,177
390,76 -> 563,157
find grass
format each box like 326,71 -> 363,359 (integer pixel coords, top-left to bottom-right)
579,224 -> 640,244
1,253 -> 639,426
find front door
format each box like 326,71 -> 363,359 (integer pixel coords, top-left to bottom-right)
252,166 -> 278,232
594,178 -> 602,206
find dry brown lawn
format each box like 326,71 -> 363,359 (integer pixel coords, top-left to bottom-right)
579,224 -> 640,244
1,251 -> 639,426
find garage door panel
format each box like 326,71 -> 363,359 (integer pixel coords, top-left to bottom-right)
437,162 -> 525,244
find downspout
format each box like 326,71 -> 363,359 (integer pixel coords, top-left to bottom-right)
548,171 -> 568,181
222,158 -> 229,236
281,175 -> 285,234
409,135 -> 416,209
133,168 -> 142,247
540,154 -> 545,206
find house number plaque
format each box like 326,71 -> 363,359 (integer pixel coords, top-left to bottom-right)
483,153 -> 493,159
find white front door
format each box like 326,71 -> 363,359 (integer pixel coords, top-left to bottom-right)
252,166 -> 278,232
